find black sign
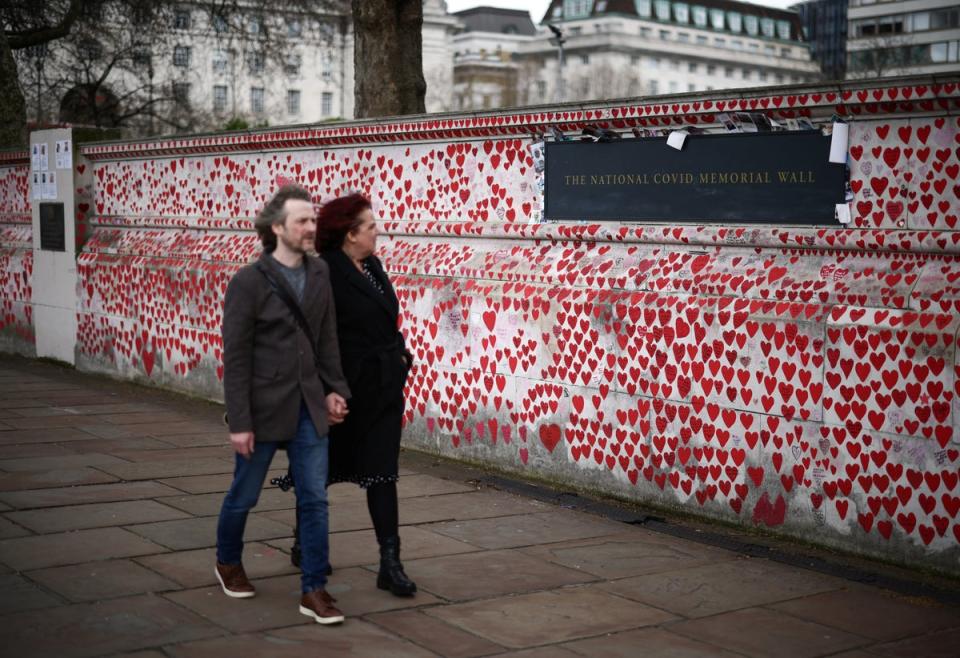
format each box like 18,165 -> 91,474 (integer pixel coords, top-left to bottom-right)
545,132 -> 846,224
39,203 -> 65,251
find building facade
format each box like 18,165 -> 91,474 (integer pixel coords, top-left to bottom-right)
510,0 -> 821,105
452,8 -> 537,110
793,0 -> 848,81
846,0 -> 960,77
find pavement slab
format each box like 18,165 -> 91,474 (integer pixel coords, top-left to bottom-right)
165,620 -> 439,658
318,525 -> 478,569
0,466 -> 119,491
6,499 -> 192,533
135,542 -> 299,589
667,606 -> 869,658
599,556 -> 847,617
426,509 -> 626,549
126,513 -> 291,551
769,587 -> 960,642
403,548 -> 597,601
366,608 -> 506,657
869,626 -> 960,657
0,480 -> 183,510
26,558 -> 181,602
427,584 -> 678,649
0,515 -> 31,538
0,573 -> 64,616
561,626 -> 744,658
518,529 -> 738,579
95,458 -> 235,481
0,594 -> 223,658
0,452 -> 128,472
0,526 -> 170,571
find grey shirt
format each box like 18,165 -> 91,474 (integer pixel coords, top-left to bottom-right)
270,254 -> 306,302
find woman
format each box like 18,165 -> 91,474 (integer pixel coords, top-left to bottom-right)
314,192 -> 416,597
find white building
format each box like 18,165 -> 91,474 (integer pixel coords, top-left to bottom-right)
41,1 -> 458,134
513,0 -> 821,104
452,8 -> 537,110
847,0 -> 960,77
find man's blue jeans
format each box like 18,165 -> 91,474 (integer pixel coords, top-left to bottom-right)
217,401 -> 330,593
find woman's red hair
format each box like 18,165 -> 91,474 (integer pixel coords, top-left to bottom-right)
316,193 -> 372,252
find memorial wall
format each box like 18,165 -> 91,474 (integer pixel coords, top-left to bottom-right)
2,76 -> 959,573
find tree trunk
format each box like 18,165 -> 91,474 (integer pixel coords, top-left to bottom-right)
351,0 -> 426,118
0,32 -> 27,149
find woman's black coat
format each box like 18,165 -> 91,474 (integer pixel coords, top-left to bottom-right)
322,248 -> 411,486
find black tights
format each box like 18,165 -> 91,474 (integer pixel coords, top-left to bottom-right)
366,481 -> 399,544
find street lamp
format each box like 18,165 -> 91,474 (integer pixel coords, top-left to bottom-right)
547,24 -> 566,103
25,43 -> 48,124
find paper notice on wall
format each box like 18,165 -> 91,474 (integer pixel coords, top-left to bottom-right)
32,172 -> 41,200
666,131 -> 688,151
835,202 -> 851,224
31,144 -> 40,171
55,140 -> 72,170
39,143 -> 49,171
829,122 -> 848,164
42,171 -> 57,199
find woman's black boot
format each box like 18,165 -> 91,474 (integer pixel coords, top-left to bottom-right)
376,536 -> 416,596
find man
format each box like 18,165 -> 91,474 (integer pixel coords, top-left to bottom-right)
216,185 -> 351,625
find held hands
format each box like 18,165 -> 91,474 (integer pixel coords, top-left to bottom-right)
326,392 -> 349,425
229,431 -> 255,459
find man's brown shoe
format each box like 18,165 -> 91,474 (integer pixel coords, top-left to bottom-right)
215,562 -> 256,598
299,589 -> 344,625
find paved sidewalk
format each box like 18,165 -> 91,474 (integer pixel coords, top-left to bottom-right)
0,356 -> 958,658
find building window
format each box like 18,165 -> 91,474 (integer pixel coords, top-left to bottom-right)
640,26 -> 652,37
247,51 -> 265,74
760,18 -> 775,38
212,13 -> 228,33
659,29 -> 669,39
692,5 -> 707,27
648,80 -> 659,94
173,46 -> 191,67
706,63 -> 716,74
580,53 -> 589,64
710,9 -> 724,30
649,56 -> 660,68
742,68 -> 751,79
781,47 -> 792,57
775,73 -> 784,83
563,0 -> 594,19
724,66 -> 734,77
635,0 -> 652,18
287,17 -> 302,37
285,54 -> 302,76
727,11 -> 742,32
674,2 -> 689,23
696,35 -> 707,45
688,83 -> 695,91
654,0 -> 671,20
287,89 -> 301,115
536,79 -> 547,97
173,8 -> 191,30
715,37 -> 726,47
688,62 -> 697,72
744,15 -> 758,36
172,82 -> 191,105
759,70 -> 768,81
669,80 -> 678,93
776,20 -> 791,39
631,54 -> 641,65
321,91 -> 333,116
213,85 -> 228,113
732,39 -> 743,49
678,32 -> 690,42
249,14 -> 262,35
250,87 -> 264,114
212,50 -> 229,75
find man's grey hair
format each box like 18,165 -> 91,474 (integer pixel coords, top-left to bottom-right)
254,185 -> 314,252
